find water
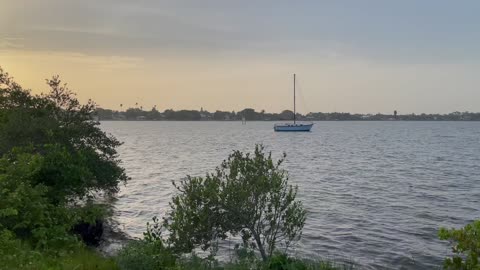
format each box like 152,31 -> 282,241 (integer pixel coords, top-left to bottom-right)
101,121 -> 480,269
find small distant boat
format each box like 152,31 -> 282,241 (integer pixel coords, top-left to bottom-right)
274,74 -> 313,132
274,122 -> 313,132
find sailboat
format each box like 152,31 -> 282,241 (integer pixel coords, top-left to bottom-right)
274,74 -> 313,132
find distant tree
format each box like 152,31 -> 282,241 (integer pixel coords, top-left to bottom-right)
125,108 -> 143,120
162,109 -> 201,121
239,108 -> 257,121
279,110 -> 294,120
260,109 -> 266,120
96,108 -> 114,120
147,107 -> 161,120
213,110 -> 228,121
176,110 -> 201,121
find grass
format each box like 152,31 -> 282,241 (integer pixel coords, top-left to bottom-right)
1,238 -> 351,270
176,255 -> 353,270
115,240 -> 353,270
1,251 -> 350,270
0,243 -> 118,270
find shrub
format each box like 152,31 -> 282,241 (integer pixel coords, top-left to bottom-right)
439,220 -> 480,269
0,67 -> 127,250
0,67 -> 127,203
0,236 -> 118,270
0,150 -> 79,249
116,240 -> 177,270
263,254 -> 353,270
165,145 -> 307,261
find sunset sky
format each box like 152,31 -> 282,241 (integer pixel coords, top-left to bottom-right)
1,0 -> 479,113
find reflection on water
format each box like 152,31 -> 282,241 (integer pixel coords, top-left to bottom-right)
101,121 -> 480,269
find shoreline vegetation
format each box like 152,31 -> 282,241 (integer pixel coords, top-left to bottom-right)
1,66 -> 479,269
96,107 -> 480,122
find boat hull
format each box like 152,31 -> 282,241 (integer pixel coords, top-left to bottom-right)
274,123 -> 313,132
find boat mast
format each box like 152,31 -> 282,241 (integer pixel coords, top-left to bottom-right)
293,73 -> 296,124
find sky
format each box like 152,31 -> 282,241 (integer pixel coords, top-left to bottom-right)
1,0 -> 479,114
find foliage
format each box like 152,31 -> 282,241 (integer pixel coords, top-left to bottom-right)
115,240 -> 350,270
165,145 -> 307,261
163,109 -> 202,121
144,216 -> 166,243
439,220 -> 480,269
116,240 -> 177,270
0,150 -> 80,249
116,216 -> 178,269
0,67 -> 128,203
0,236 -> 118,270
264,253 -> 353,270
0,66 -> 127,256
166,172 -> 225,255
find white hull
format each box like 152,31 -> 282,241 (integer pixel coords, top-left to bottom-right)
274,123 -> 313,132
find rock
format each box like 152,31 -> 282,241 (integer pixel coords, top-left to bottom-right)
97,219 -> 133,256
73,219 -> 104,246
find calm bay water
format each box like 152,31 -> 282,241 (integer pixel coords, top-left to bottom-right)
101,121 -> 480,269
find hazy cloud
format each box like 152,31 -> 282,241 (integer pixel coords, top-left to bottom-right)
2,0 -> 478,62
0,37 -> 24,49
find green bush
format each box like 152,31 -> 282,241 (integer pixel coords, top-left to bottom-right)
116,240 -> 177,270
0,66 -> 128,263
439,220 -> 480,269
0,150 -> 78,249
165,145 -> 306,261
0,238 -> 118,270
263,254 -> 352,270
267,254 -> 308,270
0,67 -> 127,203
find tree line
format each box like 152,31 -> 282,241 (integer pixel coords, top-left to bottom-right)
96,107 -> 480,121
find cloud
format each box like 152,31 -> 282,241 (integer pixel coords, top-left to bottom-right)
0,50 -> 144,71
0,37 -> 24,49
2,0 -> 479,63
57,53 -> 144,71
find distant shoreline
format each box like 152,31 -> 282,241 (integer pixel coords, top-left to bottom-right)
96,108 -> 480,121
